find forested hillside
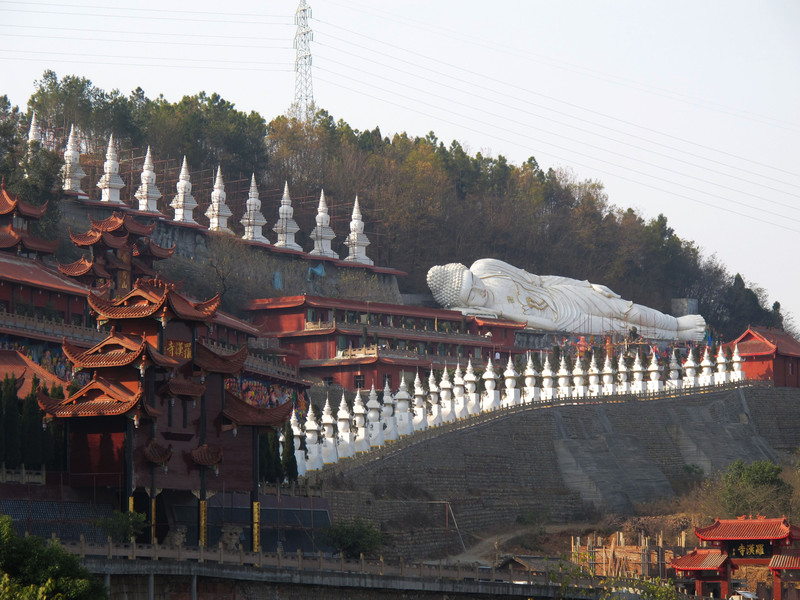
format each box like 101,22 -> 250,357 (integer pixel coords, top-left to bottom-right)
0,71 -> 787,341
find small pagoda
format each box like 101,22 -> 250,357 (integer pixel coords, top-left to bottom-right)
672,516 -> 800,600
0,180 -> 58,259
59,211 -> 174,297
38,276 -> 293,549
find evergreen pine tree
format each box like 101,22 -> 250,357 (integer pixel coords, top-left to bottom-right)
3,375 -> 22,469
21,376 -> 43,467
268,429 -> 284,484
281,421 -> 298,483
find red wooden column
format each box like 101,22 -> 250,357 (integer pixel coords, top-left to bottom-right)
773,570 -> 782,600
695,579 -> 704,597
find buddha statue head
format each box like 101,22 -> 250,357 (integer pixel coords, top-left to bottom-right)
427,263 -> 490,308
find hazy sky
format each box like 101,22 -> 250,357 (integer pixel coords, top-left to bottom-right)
3,0 -> 799,331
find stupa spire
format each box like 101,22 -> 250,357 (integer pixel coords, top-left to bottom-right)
61,124 -> 86,194
134,146 -> 162,212
205,166 -> 233,233
309,189 -> 337,258
241,174 -> 269,243
344,195 -> 373,265
96,134 -> 125,204
273,181 -> 302,251
27,112 -> 41,146
170,156 -> 198,223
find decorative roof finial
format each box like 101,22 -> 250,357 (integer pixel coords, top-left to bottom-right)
27,112 -> 41,146
241,174 -> 269,243
273,181 -> 302,251
344,195 -> 373,265
61,124 -> 86,194
134,146 -> 162,212
170,156 -> 198,223
205,166 -> 233,233
96,134 -> 125,203
309,189 -> 337,258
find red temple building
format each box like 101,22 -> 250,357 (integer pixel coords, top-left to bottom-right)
672,516 -> 800,600
0,180 -> 58,259
37,276 -> 306,549
246,295 -> 526,391
726,327 -> 800,388
59,211 -> 174,298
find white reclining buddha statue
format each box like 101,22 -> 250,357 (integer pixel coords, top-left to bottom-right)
427,258 -> 706,342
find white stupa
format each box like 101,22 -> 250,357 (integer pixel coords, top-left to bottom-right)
309,189 -> 337,258
344,196 -> 373,265
170,157 -> 198,223
336,393 -> 355,459
97,134 -> 125,204
273,182 -> 302,251
27,112 -> 41,146
134,146 -> 162,212
61,124 -> 86,194
241,174 -> 269,243
205,166 -> 233,233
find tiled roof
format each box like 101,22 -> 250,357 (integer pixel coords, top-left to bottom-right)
0,252 -> 88,296
0,225 -> 58,254
57,256 -> 93,277
63,335 -> 147,369
672,548 -> 728,571
194,343 -> 247,374
733,327 -> 800,359
222,391 -> 293,427
0,350 -> 68,398
123,214 -> 156,236
211,310 -> 259,337
161,377 -> 205,398
696,517 -> 800,541
143,440 -> 172,464
87,288 -> 167,320
190,444 -> 223,466
769,551 -> 800,570
89,212 -> 125,232
69,228 -> 102,246
0,183 -> 47,218
39,376 -> 141,418
135,238 -> 174,259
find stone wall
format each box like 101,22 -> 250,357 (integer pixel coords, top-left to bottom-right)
320,387 -> 800,558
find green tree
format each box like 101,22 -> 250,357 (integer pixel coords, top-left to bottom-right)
96,511 -> 146,543
719,459 -> 791,517
3,376 -> 21,469
321,517 -> 384,558
20,377 -> 43,467
259,429 -> 283,484
0,513 -> 106,599
280,421 -> 298,483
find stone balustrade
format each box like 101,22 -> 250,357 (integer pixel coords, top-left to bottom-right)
294,345 -> 755,476
0,309 -> 103,345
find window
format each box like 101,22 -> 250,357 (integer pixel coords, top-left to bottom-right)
337,335 -> 347,351
354,375 -> 365,389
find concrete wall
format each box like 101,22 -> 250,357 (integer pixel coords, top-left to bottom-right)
321,387 -> 800,557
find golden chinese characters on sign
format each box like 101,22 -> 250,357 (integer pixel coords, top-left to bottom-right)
165,340 -> 192,360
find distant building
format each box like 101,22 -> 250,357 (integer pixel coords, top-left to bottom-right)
245,295 -> 526,391
725,327 -> 800,387
672,516 -> 800,600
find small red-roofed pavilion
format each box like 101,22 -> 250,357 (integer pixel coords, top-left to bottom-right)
672,516 -> 800,600
725,327 -> 800,387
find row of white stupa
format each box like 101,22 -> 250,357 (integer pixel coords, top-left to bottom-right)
289,345 -> 746,476
48,120 -> 374,265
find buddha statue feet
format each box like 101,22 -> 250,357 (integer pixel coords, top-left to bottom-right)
676,314 -> 707,342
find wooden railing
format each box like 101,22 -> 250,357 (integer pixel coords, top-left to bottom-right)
203,339 -> 299,380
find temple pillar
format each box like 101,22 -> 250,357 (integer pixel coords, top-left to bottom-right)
773,571 -> 782,600
150,495 -> 157,543
720,576 -> 729,600
695,579 -> 703,597
252,427 -> 260,552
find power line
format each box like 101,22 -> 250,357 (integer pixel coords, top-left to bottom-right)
0,0 -> 290,18
313,17 -> 800,182
2,32 -> 291,51
3,6 -> 291,26
314,72 -> 800,235
5,24 -> 290,41
0,55 -> 293,73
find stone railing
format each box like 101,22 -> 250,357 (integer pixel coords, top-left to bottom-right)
0,310 -> 102,345
312,378 -> 771,478
60,534 -> 700,600
0,464 -> 45,485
